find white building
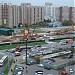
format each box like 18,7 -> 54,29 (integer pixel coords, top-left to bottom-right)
44,2 -> 56,21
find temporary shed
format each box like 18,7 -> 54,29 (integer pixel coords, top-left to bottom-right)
0,28 -> 14,36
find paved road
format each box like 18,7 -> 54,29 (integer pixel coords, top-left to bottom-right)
22,64 -> 59,75
65,64 -> 75,75
7,50 -> 60,75
0,51 -> 14,75
0,61 -> 8,75
1,41 -> 75,75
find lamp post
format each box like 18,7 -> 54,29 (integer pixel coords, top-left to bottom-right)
25,34 -> 27,65
24,30 -> 28,73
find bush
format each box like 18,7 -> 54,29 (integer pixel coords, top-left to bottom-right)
34,56 -> 40,64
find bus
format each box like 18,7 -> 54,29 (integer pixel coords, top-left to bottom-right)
0,55 -> 8,66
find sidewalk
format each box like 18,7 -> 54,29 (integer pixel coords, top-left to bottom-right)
8,59 -> 18,75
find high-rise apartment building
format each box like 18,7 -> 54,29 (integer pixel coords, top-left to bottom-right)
0,3 -> 75,28
12,5 -> 20,27
8,3 -> 13,28
55,6 -> 75,23
44,2 -> 56,21
2,3 -> 9,27
72,7 -> 75,22
31,6 -> 44,24
0,3 -> 2,26
0,3 -> 44,28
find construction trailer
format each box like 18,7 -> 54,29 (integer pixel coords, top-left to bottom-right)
0,28 -> 14,36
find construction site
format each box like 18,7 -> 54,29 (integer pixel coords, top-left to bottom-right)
0,21 -> 75,44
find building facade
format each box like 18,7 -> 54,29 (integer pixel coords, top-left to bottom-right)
0,3 -> 75,28
31,6 -> 44,24
0,3 -> 44,28
0,3 -> 2,26
44,2 -> 56,21
55,6 -> 75,23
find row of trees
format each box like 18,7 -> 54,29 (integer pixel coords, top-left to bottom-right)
62,20 -> 75,26
0,20 -> 75,29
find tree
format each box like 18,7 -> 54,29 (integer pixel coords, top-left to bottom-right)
35,56 -> 40,64
44,19 -> 51,22
62,20 -> 70,26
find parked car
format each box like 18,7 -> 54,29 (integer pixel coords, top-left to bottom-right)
47,74 -> 53,75
59,40 -> 66,45
27,58 -> 36,65
16,66 -> 24,71
8,48 -> 15,53
14,70 -> 23,75
59,71 -> 67,75
68,54 -> 73,59
10,49 -> 15,53
35,70 -> 43,75
48,58 -> 55,62
14,66 -> 24,75
69,68 -> 74,74
15,52 -> 20,56
44,66 -> 51,70
38,64 -> 44,67
59,39 -> 73,45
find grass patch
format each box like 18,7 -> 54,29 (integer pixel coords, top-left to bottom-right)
0,42 -> 47,50
4,59 -> 13,75
50,40 -> 60,42
20,61 -> 26,64
72,37 -> 75,41
58,68 -> 65,72
34,30 -> 45,33
4,66 -> 9,75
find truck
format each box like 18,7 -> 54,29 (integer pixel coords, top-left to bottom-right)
59,39 -> 73,45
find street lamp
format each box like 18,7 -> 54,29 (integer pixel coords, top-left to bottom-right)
25,34 -> 28,65
24,30 -> 28,73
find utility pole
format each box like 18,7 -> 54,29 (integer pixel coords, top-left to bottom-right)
23,18 -> 28,73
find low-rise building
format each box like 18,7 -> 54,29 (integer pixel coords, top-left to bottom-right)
41,57 -> 75,70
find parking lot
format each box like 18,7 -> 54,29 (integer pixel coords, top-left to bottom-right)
14,64 -> 60,75
0,39 -> 75,75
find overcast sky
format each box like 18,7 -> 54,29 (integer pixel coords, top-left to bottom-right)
0,0 -> 75,7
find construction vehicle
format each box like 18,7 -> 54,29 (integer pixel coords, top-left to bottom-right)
60,39 -> 73,45
56,21 -> 74,35
20,29 -> 29,41
19,29 -> 38,41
